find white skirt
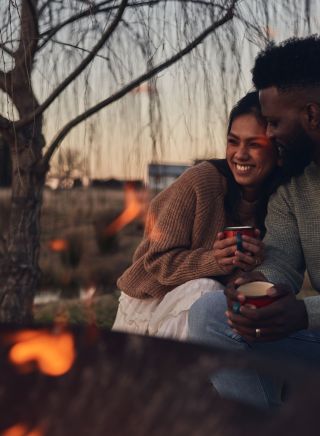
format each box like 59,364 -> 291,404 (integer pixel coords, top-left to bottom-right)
112,278 -> 224,341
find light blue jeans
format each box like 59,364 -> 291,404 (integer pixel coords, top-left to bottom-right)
188,290 -> 320,409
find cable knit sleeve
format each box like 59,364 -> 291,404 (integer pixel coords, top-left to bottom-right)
142,164 -> 226,286
256,184 -> 305,292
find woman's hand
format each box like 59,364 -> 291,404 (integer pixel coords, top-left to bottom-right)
232,229 -> 264,272
213,232 -> 238,274
213,229 -> 264,275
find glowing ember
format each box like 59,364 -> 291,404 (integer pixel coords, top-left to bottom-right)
2,424 -> 42,436
48,239 -> 69,252
104,183 -> 147,236
8,330 -> 75,377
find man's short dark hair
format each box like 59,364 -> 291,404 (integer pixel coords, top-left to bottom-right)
252,35 -> 320,90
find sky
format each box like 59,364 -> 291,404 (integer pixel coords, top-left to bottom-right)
1,1 -> 320,181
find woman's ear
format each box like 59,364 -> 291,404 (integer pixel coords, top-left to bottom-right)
304,102 -> 320,130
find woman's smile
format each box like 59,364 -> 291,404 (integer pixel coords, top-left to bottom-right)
226,114 -> 280,199
233,163 -> 255,174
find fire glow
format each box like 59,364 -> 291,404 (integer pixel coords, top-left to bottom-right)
48,239 -> 69,252
104,183 -> 147,237
2,424 -> 43,436
8,329 -> 76,377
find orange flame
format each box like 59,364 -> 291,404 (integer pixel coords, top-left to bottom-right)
8,330 -> 75,377
1,424 -> 42,436
48,239 -> 69,252
104,183 -> 147,237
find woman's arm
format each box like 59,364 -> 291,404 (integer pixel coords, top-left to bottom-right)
143,166 -> 227,286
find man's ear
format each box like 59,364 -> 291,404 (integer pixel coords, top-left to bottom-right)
304,103 -> 320,130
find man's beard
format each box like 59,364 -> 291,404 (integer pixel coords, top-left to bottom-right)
275,128 -> 315,178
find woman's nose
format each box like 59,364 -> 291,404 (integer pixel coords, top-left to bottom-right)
235,143 -> 250,160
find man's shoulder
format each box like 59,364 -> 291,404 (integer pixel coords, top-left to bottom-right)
276,162 -> 319,196
270,162 -> 320,213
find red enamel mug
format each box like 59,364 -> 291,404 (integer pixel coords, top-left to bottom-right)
237,281 -> 276,308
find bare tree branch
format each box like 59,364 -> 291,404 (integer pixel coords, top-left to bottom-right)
13,0 -> 39,73
38,0 -> 220,51
0,43 -> 15,58
0,71 -> 8,93
0,114 -> 11,130
51,39 -> 110,62
42,1 -> 236,167
14,0 -> 128,129
38,0 -> 117,49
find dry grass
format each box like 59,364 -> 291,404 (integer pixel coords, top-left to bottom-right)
38,187 -> 145,296
33,293 -> 120,328
0,187 -> 317,328
0,187 -> 146,325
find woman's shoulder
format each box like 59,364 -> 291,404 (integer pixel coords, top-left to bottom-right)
151,160 -> 227,205
183,160 -> 227,190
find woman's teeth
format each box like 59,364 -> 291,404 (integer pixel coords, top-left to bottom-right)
235,164 -> 252,172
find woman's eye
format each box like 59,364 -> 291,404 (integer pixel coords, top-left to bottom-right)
227,138 -> 238,145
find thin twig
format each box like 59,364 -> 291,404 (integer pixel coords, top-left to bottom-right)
38,0 -> 222,51
14,0 -> 129,129
41,2 -> 236,167
51,38 -> 110,62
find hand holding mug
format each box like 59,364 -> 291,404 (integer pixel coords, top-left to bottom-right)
213,232 -> 238,274
223,226 -> 264,272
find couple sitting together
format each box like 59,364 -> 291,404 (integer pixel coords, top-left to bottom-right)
113,36 -> 320,409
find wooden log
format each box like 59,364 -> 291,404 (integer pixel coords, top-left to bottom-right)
0,325 -> 318,436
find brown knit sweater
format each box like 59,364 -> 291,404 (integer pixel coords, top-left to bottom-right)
117,161 -> 257,299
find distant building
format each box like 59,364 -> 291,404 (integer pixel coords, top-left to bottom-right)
91,178 -> 124,189
148,162 -> 190,191
90,178 -> 144,190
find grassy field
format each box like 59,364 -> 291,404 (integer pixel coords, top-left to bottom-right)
0,187 -> 317,328
34,293 -> 120,328
0,186 -> 146,327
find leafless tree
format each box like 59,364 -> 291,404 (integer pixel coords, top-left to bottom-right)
0,0 -> 314,322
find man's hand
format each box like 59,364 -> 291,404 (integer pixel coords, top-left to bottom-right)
224,271 -> 267,310
226,284 -> 308,342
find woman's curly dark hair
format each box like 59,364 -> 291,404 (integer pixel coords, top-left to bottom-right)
252,35 -> 320,90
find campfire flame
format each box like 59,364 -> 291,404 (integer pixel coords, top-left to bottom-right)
48,239 -> 69,252
8,329 -> 75,377
104,183 -> 147,237
1,424 -> 42,436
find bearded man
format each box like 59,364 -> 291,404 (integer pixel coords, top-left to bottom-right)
189,36 -> 320,409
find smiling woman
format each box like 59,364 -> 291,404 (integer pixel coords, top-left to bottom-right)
226,113 -> 281,202
112,91 -> 287,340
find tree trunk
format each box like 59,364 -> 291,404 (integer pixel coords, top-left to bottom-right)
0,123 -> 46,323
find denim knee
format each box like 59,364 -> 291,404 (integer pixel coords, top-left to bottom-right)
188,290 -> 228,341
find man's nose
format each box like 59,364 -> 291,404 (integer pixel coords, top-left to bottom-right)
266,123 -> 275,139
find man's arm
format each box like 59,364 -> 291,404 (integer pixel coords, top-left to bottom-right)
225,184 -> 310,340
255,185 -> 306,292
